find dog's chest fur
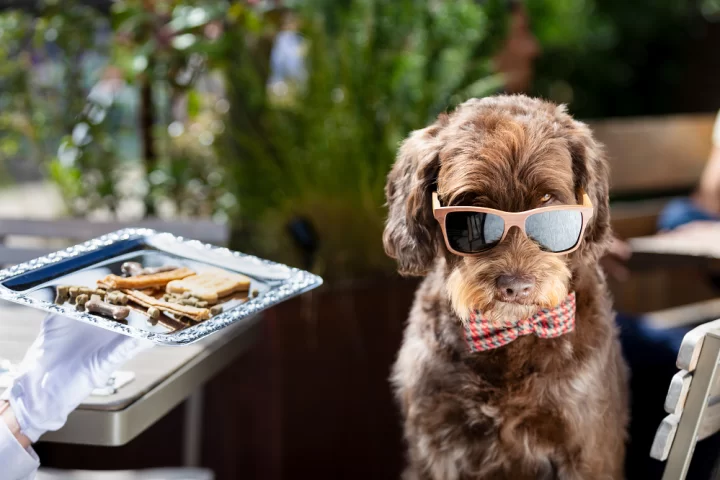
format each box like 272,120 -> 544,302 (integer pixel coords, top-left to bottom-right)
393,267 -> 625,480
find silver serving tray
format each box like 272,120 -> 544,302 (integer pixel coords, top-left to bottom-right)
0,229 -> 323,345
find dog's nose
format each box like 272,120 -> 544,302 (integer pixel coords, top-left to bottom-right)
496,274 -> 535,302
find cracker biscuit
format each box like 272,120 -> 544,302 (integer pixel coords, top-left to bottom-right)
101,267 -> 195,290
124,289 -> 211,321
166,269 -> 251,302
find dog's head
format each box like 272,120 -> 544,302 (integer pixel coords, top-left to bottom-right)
383,95 -> 610,323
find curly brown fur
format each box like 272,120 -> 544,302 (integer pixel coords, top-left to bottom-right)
384,95 -> 628,479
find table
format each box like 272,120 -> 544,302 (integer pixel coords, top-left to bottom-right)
0,300 -> 262,465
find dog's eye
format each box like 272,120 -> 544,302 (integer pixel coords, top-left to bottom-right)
540,193 -> 554,203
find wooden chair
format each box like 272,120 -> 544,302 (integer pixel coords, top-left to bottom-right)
650,320 -> 720,479
591,113 -> 714,201
591,112 -> 720,315
0,218 -> 230,266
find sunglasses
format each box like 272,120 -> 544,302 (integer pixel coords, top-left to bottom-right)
432,191 -> 594,256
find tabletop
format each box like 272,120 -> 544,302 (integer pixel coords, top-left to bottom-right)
0,299 -> 261,445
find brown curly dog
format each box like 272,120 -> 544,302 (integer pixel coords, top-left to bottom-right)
384,95 -> 628,480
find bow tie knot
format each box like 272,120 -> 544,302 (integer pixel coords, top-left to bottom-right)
464,292 -> 576,352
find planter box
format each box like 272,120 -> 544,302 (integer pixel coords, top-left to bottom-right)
203,275 -> 419,480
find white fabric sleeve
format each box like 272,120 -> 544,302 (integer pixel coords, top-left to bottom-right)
0,417 -> 39,480
713,109 -> 720,147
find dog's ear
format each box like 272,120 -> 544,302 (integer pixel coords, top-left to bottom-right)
566,118 -> 611,263
383,116 -> 448,276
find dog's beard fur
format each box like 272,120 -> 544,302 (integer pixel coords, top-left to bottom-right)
445,232 -> 571,325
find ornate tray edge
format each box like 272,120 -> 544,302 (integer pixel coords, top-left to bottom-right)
0,228 -> 323,345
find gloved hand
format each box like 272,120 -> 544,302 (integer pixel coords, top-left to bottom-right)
1,313 -> 152,442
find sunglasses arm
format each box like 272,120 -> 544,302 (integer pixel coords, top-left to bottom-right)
432,191 -> 441,212
579,189 -> 593,208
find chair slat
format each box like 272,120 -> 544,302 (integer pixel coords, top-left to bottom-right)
677,319 -> 720,372
651,393 -> 720,461
665,371 -> 692,415
651,414 -> 680,461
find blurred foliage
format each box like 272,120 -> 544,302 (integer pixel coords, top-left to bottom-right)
528,0 -> 700,118
216,0 -> 508,279
0,0 -> 236,220
53,0 -> 236,220
0,1 -> 107,185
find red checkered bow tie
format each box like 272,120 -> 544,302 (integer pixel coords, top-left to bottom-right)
463,292 -> 576,353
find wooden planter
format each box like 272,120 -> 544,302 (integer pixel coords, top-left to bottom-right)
202,275 -> 419,480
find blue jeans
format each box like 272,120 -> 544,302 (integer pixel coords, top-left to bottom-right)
657,197 -> 720,231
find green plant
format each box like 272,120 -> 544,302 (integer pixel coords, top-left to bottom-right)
217,0 -> 509,279
106,0 -> 228,216
0,0 -> 235,220
0,1 -> 108,185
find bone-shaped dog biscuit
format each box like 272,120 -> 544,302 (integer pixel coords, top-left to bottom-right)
165,269 -> 251,302
86,295 -> 130,320
122,262 -> 181,277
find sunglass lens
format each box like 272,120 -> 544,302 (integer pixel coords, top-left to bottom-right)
525,210 -> 583,252
444,211 -> 505,253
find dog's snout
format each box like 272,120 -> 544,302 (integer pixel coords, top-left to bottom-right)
496,274 -> 535,302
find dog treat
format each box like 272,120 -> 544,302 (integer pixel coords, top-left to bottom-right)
69,287 -> 80,301
101,267 -> 195,290
75,294 -> 89,311
107,291 -> 129,306
166,269 -> 251,302
122,262 -> 180,277
164,294 -> 209,308
85,262 -> 250,323
121,262 -> 142,276
123,289 -> 211,321
55,285 -> 70,304
57,285 -> 101,305
66,286 -> 106,300
86,294 -> 130,320
179,297 -> 208,308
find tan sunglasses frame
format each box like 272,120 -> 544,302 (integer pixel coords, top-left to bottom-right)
431,191 -> 594,256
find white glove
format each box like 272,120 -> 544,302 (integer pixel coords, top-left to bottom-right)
1,313 -> 152,442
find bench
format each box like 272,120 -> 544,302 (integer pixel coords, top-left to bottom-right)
594,112 -> 719,314
650,321 -> 720,479
591,113 -> 714,201
0,218 -> 230,266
